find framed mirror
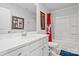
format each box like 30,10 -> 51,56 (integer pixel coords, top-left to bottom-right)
40,11 -> 45,30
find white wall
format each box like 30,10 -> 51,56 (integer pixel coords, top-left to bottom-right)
35,4 -> 50,34
0,3 -> 36,33
0,7 -> 11,34
52,4 -> 79,51
77,4 -> 79,34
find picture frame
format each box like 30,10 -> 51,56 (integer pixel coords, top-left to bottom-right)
40,11 -> 45,30
12,16 -> 24,29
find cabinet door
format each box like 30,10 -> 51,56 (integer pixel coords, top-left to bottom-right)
20,46 -> 29,56
30,47 -> 42,56
43,44 -> 49,56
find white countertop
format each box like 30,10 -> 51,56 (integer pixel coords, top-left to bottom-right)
0,33 -> 47,53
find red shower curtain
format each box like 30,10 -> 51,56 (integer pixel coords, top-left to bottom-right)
47,13 -> 52,42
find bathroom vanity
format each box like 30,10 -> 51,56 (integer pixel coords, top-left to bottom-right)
0,7 -> 49,56
0,34 -> 49,56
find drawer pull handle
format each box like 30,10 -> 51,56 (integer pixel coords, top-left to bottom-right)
18,52 -> 22,56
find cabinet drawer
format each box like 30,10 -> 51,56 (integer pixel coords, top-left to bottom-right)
5,45 -> 29,56
29,39 -> 43,52
5,49 -> 21,56
43,37 -> 48,43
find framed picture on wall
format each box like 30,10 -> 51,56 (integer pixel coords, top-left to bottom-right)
40,11 -> 45,30
12,16 -> 24,29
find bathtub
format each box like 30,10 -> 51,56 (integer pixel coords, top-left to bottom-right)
48,40 -> 79,56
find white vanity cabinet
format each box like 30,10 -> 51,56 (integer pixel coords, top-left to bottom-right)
0,35 -> 49,56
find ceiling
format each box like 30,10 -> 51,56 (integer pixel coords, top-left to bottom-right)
41,3 -> 78,11
15,3 -> 36,15
15,3 -> 78,15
